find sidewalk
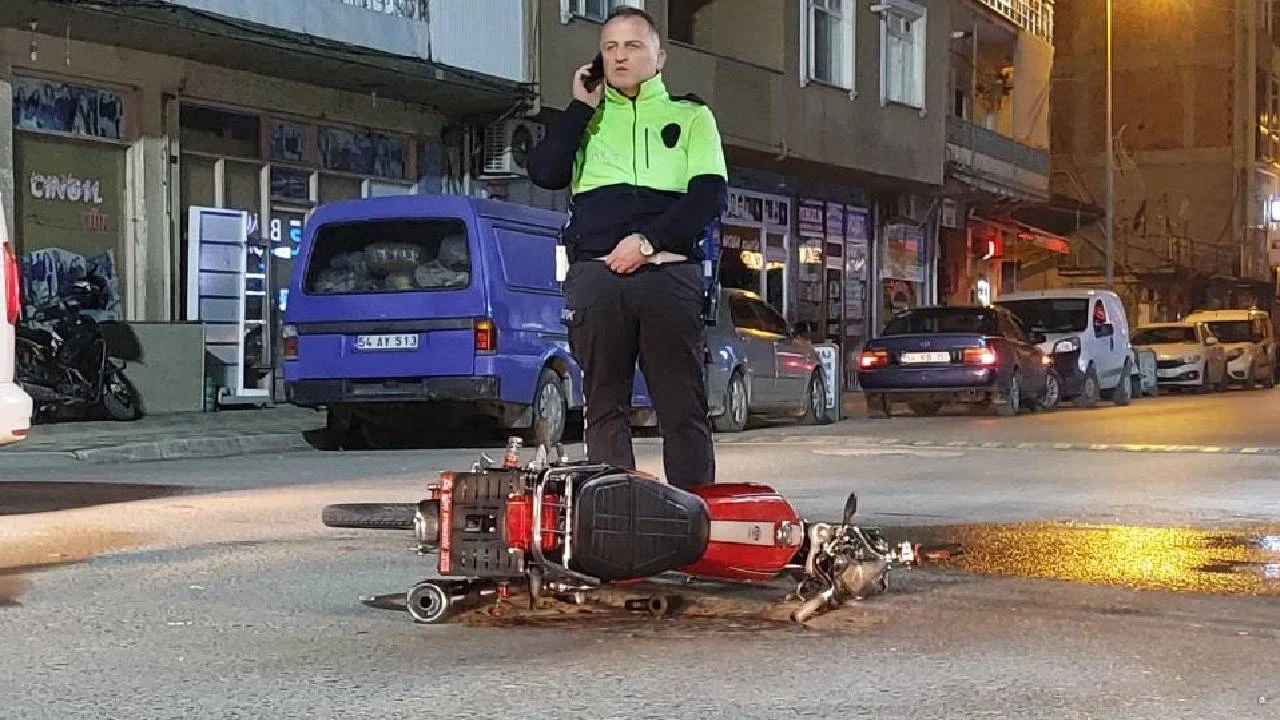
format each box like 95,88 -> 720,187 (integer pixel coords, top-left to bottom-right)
0,404 -> 324,464
0,393 -> 871,465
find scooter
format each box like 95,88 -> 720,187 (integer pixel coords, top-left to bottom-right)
323,437 -> 922,626
15,267 -> 142,423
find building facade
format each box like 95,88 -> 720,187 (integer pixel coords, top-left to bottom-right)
932,0 -> 1083,309
0,0 -> 533,410
485,0 -> 955,391
1046,0 -> 1277,326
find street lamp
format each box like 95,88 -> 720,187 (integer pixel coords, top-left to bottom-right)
1105,0 -> 1114,290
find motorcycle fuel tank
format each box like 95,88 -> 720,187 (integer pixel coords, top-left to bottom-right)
677,483 -> 804,582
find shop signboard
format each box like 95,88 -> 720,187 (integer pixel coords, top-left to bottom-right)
814,342 -> 842,422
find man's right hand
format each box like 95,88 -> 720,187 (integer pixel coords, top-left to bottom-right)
573,63 -> 604,108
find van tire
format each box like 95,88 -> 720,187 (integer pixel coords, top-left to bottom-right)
524,368 -> 568,447
1112,360 -> 1133,406
1077,365 -> 1101,408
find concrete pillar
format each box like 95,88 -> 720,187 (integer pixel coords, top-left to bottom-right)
0,72 -> 14,240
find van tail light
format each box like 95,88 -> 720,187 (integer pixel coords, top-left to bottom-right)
474,318 -> 496,354
3,241 -> 20,326
282,324 -> 299,360
962,347 -> 999,366
857,349 -> 889,369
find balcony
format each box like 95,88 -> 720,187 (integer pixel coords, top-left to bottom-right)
946,115 -> 1050,200
160,0 -> 527,82
974,0 -> 1054,42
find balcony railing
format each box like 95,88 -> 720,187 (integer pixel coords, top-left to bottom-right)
947,115 -> 1049,175
975,0 -> 1054,42
339,0 -> 426,20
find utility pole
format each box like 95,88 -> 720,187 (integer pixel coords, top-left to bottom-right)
1104,0 -> 1115,290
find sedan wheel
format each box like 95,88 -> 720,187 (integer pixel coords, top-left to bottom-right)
996,372 -> 1021,417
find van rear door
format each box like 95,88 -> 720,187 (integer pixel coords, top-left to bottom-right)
286,216 -> 485,380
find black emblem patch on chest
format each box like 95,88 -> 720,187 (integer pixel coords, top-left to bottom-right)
661,123 -> 681,148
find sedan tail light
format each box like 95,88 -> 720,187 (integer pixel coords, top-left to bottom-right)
961,347 -> 999,366
857,349 -> 889,369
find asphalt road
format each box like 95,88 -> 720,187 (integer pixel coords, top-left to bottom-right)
2,429 -> 1279,719
816,382 -> 1280,449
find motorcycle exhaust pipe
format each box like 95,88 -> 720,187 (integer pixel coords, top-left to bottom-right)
414,500 -> 442,550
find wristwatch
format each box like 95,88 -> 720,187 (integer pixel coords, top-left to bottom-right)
637,235 -> 655,257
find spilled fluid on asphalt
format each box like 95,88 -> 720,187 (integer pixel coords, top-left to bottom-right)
900,522 -> 1280,595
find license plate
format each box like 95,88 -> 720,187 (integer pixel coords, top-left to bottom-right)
900,351 -> 951,364
355,333 -> 419,351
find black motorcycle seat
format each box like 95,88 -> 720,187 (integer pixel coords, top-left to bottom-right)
570,472 -> 710,581
16,326 -> 52,344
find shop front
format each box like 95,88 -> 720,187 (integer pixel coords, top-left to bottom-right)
795,199 -> 873,391
179,102 -> 424,406
10,74 -> 132,325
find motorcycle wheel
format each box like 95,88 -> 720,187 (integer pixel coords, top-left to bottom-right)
101,369 -> 143,421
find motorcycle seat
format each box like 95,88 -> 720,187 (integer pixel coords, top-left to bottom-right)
569,473 -> 710,581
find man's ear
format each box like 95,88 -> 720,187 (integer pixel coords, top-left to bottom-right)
656,47 -> 667,73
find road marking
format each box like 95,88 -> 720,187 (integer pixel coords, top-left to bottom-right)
810,448 -> 966,459
716,435 -> 1280,456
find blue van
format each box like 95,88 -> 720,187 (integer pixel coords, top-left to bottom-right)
281,195 -> 654,448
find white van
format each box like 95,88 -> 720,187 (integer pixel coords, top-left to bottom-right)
0,193 -> 33,445
995,289 -> 1139,407
1183,308 -> 1276,388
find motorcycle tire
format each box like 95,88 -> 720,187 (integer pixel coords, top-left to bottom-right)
321,503 -> 416,531
101,369 -> 143,421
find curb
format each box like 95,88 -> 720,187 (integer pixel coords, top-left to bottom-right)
65,432 -> 313,464
713,434 -> 1280,456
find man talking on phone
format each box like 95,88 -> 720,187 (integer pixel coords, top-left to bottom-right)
527,6 -> 727,489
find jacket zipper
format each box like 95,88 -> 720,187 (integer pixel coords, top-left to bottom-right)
631,98 -> 639,183
645,128 -> 651,169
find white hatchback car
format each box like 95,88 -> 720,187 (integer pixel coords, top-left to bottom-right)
1,195 -> 33,445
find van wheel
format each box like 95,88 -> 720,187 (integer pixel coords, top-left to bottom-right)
524,368 -> 568,447
714,371 -> 749,433
1077,365 -> 1101,408
1112,360 -> 1133,406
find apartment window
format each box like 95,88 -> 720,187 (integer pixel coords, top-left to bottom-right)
802,0 -> 855,90
1265,0 -> 1280,45
876,0 -> 927,108
561,0 -> 643,23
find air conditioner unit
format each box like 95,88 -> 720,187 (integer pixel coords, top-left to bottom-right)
482,119 -> 545,178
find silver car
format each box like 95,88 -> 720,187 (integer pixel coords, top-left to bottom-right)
705,288 -> 831,432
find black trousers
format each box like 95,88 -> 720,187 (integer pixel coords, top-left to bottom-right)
562,260 -> 715,489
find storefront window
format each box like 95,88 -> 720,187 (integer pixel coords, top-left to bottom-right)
720,190 -> 791,317
319,173 -> 365,204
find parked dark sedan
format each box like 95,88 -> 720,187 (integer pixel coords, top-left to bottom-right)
856,305 -> 1059,418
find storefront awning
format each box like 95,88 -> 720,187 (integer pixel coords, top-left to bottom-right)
969,215 -> 1072,255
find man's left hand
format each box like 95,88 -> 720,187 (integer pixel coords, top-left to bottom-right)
604,234 -> 648,274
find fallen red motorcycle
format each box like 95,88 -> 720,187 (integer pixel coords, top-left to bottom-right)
323,438 -> 922,625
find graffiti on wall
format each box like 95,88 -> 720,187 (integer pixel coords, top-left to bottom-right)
18,247 -> 122,327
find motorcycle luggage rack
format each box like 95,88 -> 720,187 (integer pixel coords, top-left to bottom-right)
529,465 -> 605,587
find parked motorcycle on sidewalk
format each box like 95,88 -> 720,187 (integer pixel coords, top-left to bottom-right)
14,267 -> 143,423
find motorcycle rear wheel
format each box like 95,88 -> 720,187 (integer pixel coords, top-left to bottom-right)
101,369 -> 143,421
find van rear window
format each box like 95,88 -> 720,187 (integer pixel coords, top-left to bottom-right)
303,219 -> 470,294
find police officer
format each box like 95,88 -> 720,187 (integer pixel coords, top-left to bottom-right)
527,6 -> 727,490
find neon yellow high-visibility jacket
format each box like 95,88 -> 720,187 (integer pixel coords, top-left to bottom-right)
527,73 -> 728,262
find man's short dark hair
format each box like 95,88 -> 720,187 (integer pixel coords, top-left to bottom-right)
605,5 -> 659,35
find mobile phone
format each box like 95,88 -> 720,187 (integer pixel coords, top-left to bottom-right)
582,53 -> 604,92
